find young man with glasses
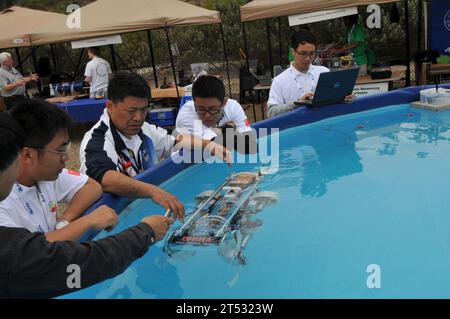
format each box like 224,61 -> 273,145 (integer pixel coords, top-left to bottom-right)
176,75 -> 255,154
267,29 -> 330,118
0,100 -> 118,241
80,71 -> 232,222
0,112 -> 174,298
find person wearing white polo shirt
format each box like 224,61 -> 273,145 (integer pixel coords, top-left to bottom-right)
0,99 -> 117,242
0,112 -> 175,298
267,30 -> 329,118
84,47 -> 112,99
176,75 -> 256,154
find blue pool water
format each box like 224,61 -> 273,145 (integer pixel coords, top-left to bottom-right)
65,103 -> 450,298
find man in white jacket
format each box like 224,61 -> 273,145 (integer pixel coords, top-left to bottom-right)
80,71 -> 233,222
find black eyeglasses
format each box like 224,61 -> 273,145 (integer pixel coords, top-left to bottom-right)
195,106 -> 223,115
294,49 -> 316,58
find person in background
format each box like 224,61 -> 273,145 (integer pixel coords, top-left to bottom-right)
0,111 -> 174,298
267,29 -> 329,118
0,52 -> 39,110
84,47 -> 112,98
176,75 -> 256,154
329,14 -> 369,76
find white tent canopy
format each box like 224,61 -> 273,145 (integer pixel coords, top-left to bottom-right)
32,0 -> 221,46
0,6 -> 65,49
240,0 -> 399,22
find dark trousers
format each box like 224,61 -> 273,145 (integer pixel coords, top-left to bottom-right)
3,95 -> 27,111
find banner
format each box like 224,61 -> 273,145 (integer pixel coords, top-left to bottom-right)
71,35 -> 122,49
288,7 -> 358,26
431,0 -> 450,55
353,82 -> 389,97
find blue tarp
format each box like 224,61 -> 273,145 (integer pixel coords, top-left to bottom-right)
56,98 -> 106,123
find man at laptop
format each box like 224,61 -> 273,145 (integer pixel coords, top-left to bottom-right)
267,29 -> 329,118
267,30 -> 354,118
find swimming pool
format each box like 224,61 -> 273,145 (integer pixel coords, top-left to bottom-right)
65,85 -> 450,298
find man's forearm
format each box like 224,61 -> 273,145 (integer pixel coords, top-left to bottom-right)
45,217 -> 93,242
175,134 -> 213,150
61,178 -> 103,222
267,103 -> 296,118
3,81 -> 21,92
101,170 -> 160,199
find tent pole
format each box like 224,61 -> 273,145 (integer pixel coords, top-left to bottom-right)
424,0 -> 430,51
50,44 -> 59,72
219,23 -> 232,98
242,22 -> 250,72
73,48 -> 85,81
404,0 -> 411,87
416,0 -> 423,84
146,30 -> 159,88
109,44 -> 117,71
59,44 -> 77,69
164,27 -> 179,99
424,0 -> 432,84
242,22 -> 256,121
30,46 -> 42,95
278,17 -> 282,66
111,51 -> 133,71
266,19 -> 274,78
14,47 -> 24,74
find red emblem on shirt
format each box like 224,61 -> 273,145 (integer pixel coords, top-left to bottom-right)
67,170 -> 80,176
123,161 -> 133,168
245,119 -> 250,127
49,201 -> 58,214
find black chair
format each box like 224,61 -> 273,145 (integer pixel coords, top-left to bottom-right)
239,66 -> 258,103
37,57 -> 51,78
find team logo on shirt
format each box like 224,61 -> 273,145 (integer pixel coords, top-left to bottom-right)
48,201 -> 58,214
68,170 -> 81,176
245,119 -> 250,127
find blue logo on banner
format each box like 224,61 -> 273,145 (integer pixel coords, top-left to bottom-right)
445,10 -> 450,31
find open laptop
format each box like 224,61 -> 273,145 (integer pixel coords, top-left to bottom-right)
294,67 -> 359,107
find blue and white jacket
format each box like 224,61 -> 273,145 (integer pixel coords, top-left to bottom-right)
79,109 -> 175,182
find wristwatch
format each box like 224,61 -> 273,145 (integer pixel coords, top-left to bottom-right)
55,219 -> 70,230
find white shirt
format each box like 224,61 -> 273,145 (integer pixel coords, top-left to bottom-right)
84,57 -> 112,94
267,64 -> 329,106
176,98 -> 252,140
0,169 -> 88,233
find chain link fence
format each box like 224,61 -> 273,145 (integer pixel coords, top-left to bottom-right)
3,0 -> 429,104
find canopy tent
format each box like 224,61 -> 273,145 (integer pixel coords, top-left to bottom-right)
32,0 -> 221,45
0,6 -> 65,49
240,0 -> 399,22
1,1 -> 227,99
